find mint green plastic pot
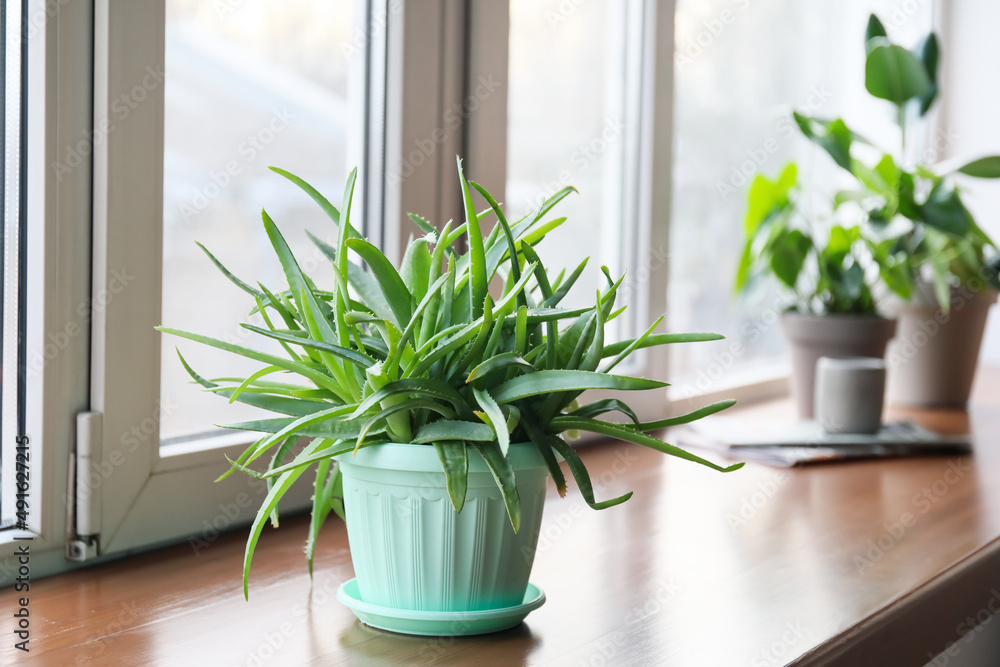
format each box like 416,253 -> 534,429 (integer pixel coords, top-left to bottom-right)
335,442 -> 547,613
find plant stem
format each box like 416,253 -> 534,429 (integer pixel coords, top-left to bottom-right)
898,105 -> 907,158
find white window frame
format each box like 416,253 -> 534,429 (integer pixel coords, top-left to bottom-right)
85,0 -> 318,560
0,0 -> 95,577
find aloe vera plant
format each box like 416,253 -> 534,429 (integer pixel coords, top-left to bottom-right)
158,158 -> 741,598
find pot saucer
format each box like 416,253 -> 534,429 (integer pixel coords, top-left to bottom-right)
336,578 -> 546,636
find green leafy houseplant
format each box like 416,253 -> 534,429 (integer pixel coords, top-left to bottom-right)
734,157 -> 900,419
789,13 -> 1000,309
735,14 -> 1000,416
158,158 -> 741,600
735,161 -> 886,315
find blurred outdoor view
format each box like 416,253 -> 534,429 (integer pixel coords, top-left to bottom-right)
508,0 -> 933,391
507,0 -> 632,341
670,0 -> 933,387
161,0 -> 354,439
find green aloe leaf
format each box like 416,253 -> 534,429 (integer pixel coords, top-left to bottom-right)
473,387 -> 508,457
260,439 -> 376,479
158,327 -> 342,394
638,399 -> 736,429
602,332 -> 725,359
264,436 -> 296,527
542,257 -> 588,308
175,350 -> 331,417
457,157 -> 488,319
400,236 -> 432,304
471,180 -> 527,310
238,405 -> 368,468
347,378 -> 472,421
467,352 -> 535,383
353,398 -> 456,452
550,416 -> 744,473
306,229 -> 338,264
269,167 -> 360,236
241,323 -> 374,368
406,321 -> 481,378
492,264 -> 538,317
412,420 -> 495,443
734,239 -> 754,292
243,438 -> 326,599
472,441 -> 521,532
222,415 -> 371,439
345,238 -> 413,328
547,435 -> 632,510
519,411 -> 567,498
229,365 -> 283,405
602,315 -> 664,373
387,273 -> 450,371
493,370 -> 667,404
261,209 -> 317,317
569,399 -> 641,426
197,242 -> 262,299
407,212 -> 437,235
306,457 -> 334,576
346,262 -> 396,325
434,442 -> 469,512
579,292 -> 605,372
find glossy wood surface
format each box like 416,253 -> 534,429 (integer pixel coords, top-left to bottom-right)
3,369 -> 1000,666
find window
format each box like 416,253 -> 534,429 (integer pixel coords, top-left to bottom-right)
1,0 -> 26,529
507,0 -> 670,397
82,0 -> 363,558
507,0 -> 626,317
669,0 -> 934,398
160,0 -> 356,440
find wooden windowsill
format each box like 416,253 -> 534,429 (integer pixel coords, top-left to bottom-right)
2,368 -> 999,665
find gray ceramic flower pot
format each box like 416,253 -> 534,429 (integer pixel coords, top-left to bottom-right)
884,283 -> 997,407
781,313 -> 897,419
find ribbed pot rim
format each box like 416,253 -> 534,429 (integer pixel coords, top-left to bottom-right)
780,311 -> 897,344
336,441 -> 546,474
780,311 -> 894,323
884,283 -> 999,314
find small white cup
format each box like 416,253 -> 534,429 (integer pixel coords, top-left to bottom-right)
814,357 -> 886,434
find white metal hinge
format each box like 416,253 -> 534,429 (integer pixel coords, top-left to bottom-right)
67,411 -> 102,561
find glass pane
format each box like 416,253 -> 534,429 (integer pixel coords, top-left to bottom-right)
670,0 -> 933,387
161,0 -> 355,440
2,0 -> 25,526
507,0 -> 634,341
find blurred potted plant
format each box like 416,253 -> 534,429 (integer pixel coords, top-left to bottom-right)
793,14 -> 1000,405
158,159 -> 742,636
735,162 -> 897,419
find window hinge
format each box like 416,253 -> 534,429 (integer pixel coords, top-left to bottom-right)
67,411 -> 102,562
